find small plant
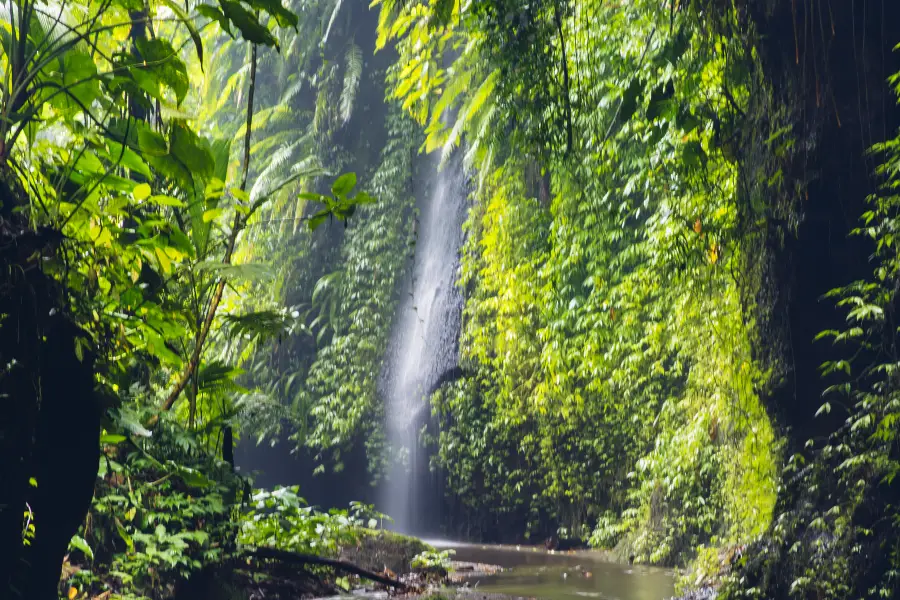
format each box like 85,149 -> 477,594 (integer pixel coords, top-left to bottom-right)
22,503 -> 35,546
349,501 -> 394,529
411,549 -> 455,573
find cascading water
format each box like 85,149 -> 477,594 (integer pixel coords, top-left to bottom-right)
379,152 -> 468,535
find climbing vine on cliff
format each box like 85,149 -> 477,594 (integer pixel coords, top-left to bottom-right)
378,0 -> 779,564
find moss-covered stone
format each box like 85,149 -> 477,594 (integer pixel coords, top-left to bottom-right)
337,529 -> 432,574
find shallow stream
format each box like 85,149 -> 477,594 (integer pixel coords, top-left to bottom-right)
428,541 -> 676,600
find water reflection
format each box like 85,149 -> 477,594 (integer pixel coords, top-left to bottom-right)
433,542 -> 676,600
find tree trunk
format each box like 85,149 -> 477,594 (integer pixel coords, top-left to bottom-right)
0,217 -> 102,599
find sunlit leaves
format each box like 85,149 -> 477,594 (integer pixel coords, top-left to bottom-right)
133,183 -> 152,201
331,172 -> 356,196
133,37 -> 190,104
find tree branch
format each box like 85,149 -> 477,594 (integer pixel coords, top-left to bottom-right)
552,0 -> 573,155
249,547 -> 409,589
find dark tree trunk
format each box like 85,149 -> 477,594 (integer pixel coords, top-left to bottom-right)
0,216 -> 102,599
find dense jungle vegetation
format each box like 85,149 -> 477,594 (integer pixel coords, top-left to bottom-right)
4,0 -> 900,598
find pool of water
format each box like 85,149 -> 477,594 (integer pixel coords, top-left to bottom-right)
426,541 -> 676,600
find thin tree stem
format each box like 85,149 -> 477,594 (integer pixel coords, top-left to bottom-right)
153,43 -> 258,425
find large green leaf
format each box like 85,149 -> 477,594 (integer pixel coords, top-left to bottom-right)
68,535 -> 94,561
60,51 -> 100,110
159,0 -> 205,67
246,0 -> 298,29
170,120 -> 215,183
331,172 -> 356,197
165,461 -> 213,488
198,4 -> 233,36
219,0 -> 278,47
134,38 -> 190,104
137,127 -> 169,157
103,140 -> 152,178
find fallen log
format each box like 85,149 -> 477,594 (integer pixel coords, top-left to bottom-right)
249,546 -> 409,589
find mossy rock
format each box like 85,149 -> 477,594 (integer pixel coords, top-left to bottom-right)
338,529 -> 432,574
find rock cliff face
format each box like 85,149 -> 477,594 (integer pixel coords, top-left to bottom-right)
716,1 -> 900,597
742,0 -> 900,450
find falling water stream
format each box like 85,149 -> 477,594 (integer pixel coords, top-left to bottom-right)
371,150 -> 675,600
379,152 -> 468,535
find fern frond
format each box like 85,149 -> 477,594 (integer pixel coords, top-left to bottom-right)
223,310 -> 291,341
198,360 -> 246,394
374,0 -> 401,50
314,88 -> 331,136
250,142 -> 298,203
281,77 -> 305,105
234,391 -> 289,445
250,128 -> 312,158
312,270 -> 344,306
232,105 -> 293,148
340,42 -> 363,125
216,63 -> 250,113
441,68 -> 499,162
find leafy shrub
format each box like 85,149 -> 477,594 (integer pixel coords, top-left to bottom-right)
588,511 -> 629,549
238,486 -> 373,556
67,421 -> 238,600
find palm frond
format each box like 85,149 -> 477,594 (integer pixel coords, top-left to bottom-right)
250,142 -> 299,203
322,0 -> 344,46
198,360 -> 247,394
281,77 -> 305,105
223,309 -> 290,339
314,87 -> 331,136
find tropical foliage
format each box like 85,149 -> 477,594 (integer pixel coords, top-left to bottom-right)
0,0 -> 392,595
374,0 -> 779,563
5,0 -> 900,597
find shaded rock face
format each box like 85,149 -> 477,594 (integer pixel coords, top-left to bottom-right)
714,0 -> 900,597
21,316 -> 102,600
745,0 -> 900,447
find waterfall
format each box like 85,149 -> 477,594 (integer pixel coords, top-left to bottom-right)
379,152 -> 467,535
